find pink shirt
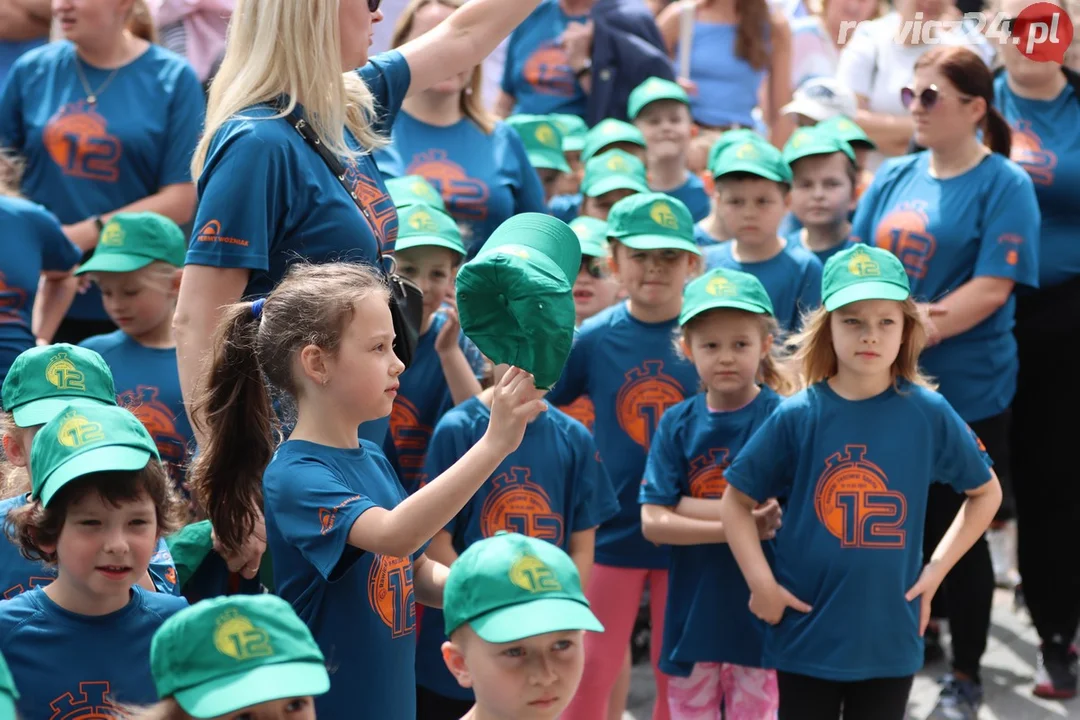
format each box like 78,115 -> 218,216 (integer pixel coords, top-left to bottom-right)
148,0 -> 233,82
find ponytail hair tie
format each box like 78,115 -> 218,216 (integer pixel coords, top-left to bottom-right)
251,298 -> 266,319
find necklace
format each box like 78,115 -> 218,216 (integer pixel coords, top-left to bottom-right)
73,54 -> 120,106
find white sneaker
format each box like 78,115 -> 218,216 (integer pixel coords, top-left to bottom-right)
987,524 -> 1020,588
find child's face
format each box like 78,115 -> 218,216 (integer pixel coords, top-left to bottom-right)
96,270 -> 177,341
536,168 -> 564,203
581,189 -> 635,221
611,243 -> 697,310
829,300 -> 905,380
717,178 -> 789,246
444,627 -> 586,720
635,100 -> 693,160
203,696 -> 317,719
685,310 -> 770,399
790,154 -> 855,229
573,256 -> 622,322
395,246 -> 459,320
556,151 -> 584,196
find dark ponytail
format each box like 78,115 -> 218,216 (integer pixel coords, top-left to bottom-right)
915,47 -> 1011,155
983,105 -> 1012,157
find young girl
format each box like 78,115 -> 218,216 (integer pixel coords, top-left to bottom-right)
413,362 -> 620,718
718,245 -> 1002,720
126,595 -> 330,719
0,403 -> 188,715
189,262 -> 546,720
640,267 -> 793,719
76,212 -> 194,498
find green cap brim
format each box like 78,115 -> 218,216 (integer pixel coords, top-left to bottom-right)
613,235 -> 701,256
584,177 -> 649,198
680,299 -> 771,325
75,253 -> 156,276
823,280 -> 910,312
469,597 -> 604,643
563,138 -> 585,153
175,662 -> 331,719
629,93 -> 689,121
38,446 -> 152,507
0,694 -> 14,719
11,396 -> 113,428
580,240 -> 607,258
527,152 -> 571,174
394,236 -> 467,257
786,145 -> 855,166
713,163 -> 787,183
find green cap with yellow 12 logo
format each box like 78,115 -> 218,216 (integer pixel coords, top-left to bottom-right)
822,244 -> 911,312
2,344 -> 117,428
680,268 -> 775,326
30,404 -> 159,507
394,203 -> 466,257
606,192 -> 701,256
443,532 -> 604,642
152,595 -> 329,719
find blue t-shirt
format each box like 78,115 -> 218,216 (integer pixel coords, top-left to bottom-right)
80,331 -> 193,490
414,397 -> 619,699
694,223 -> 725,247
549,193 -> 582,224
392,113 -> 546,253
661,174 -> 711,223
390,311 -> 485,494
0,196 -> 81,381
640,389 -> 782,674
502,0 -> 589,117
0,494 -> 180,599
0,42 -> 204,321
995,76 -> 1080,289
373,144 -> 405,181
263,439 -> 420,720
0,586 -> 187,718
0,38 -> 46,88
850,152 -> 1040,421
724,381 -> 993,681
546,302 -> 700,569
785,230 -> 854,265
704,239 -> 823,331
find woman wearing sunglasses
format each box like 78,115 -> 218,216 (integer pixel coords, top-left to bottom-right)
851,45 -> 1040,720
995,0 -> 1080,701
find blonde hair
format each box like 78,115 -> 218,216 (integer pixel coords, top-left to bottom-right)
791,299 -> 936,391
88,261 -> 181,297
391,0 -> 496,134
192,0 -> 385,179
679,310 -> 800,397
0,413 -> 30,501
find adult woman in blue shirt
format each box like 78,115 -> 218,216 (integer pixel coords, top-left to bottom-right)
851,46 -> 1040,719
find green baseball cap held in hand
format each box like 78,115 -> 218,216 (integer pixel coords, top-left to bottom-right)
76,212 -> 186,275
680,268 -> 776,325
606,192 -> 701,256
2,344 -> 116,428
822,244 -> 911,312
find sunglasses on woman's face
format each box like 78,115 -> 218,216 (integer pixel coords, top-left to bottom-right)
368,0 -> 383,12
581,257 -> 610,279
900,84 -> 974,111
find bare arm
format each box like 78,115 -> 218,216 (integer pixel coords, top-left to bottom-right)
641,503 -> 727,545
674,495 -> 722,521
0,0 -> 50,41
853,97 -> 916,157
764,12 -> 794,148
926,277 -> 1014,343
655,0 -> 686,56
62,183 -> 197,251
425,529 -> 460,567
413,552 -> 451,609
568,528 -> 596,586
32,274 -> 78,344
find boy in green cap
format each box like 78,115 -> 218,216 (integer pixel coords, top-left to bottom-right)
782,126 -> 859,264
628,77 -> 711,224
75,212 -> 194,496
698,129 -> 771,245
581,119 -> 647,164
0,403 -> 188,715
568,216 -> 622,329
440,533 -> 604,720
815,116 -> 877,199
550,113 -> 588,196
135,595 -> 329,719
505,115 -> 572,203
705,140 -> 823,332
386,174 -> 449,212
550,149 -> 651,224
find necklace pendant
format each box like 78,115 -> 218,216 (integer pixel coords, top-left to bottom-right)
87,95 -> 96,105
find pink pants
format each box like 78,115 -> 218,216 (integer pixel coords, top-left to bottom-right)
562,564 -> 670,720
668,662 -> 779,720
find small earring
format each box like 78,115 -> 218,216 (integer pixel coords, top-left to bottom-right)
322,377 -> 330,386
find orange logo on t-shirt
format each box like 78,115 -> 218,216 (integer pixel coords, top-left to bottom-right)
1009,121 -> 1056,186
689,448 -> 731,498
615,361 -> 686,450
480,467 -> 564,543
118,386 -> 187,481
42,102 -> 122,182
407,150 -> 491,224
0,271 -> 27,323
522,42 -> 577,97
49,680 -> 119,718
389,396 -> 432,491
874,202 -> 936,280
813,445 -> 906,549
367,554 -> 415,639
559,395 -> 596,432
194,220 -> 250,247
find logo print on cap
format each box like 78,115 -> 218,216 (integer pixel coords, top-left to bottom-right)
56,409 -> 105,448
408,210 -> 438,232
100,222 -> 125,247
735,143 -> 761,160
214,609 -> 274,661
509,554 -> 563,593
791,131 -> 811,148
848,249 -> 881,277
705,276 -> 737,297
46,353 -> 86,391
605,155 -> 629,172
602,122 -> 622,136
650,202 -> 678,230
410,180 -> 435,199
535,124 -> 558,148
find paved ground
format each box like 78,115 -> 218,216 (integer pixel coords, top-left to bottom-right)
624,589 -> 1080,719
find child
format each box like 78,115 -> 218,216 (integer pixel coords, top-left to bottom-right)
548,192 -> 704,720
129,595 -> 330,719
189,262 -> 546,720
629,76 -> 711,222
440,532 -> 605,720
390,203 -> 485,494
718,245 -> 1003,720
76,213 -> 195,498
705,140 -> 823,332
640,268 -> 792,719
551,113 -> 589,196
697,129 -> 768,245
550,149 -> 650,224
569,216 -> 622,329
814,116 -> 877,200
386,174 -> 448,212
413,363 -> 620,718
783,126 -> 858,263
505,114 -> 572,203
0,404 -> 188,715
581,118 -> 648,164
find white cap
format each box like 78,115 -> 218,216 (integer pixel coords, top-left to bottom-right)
781,77 -> 858,123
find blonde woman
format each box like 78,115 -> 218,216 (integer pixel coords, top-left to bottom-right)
175,0 -> 543,575
390,0 -> 547,256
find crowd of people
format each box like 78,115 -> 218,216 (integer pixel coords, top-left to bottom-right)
0,0 -> 1078,718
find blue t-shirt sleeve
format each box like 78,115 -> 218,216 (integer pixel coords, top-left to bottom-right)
548,194 -> 582,224
639,411 -> 686,506
358,51 -> 412,135
798,255 -> 824,320
932,397 -> 994,493
33,207 -> 82,271
265,458 -> 378,580
723,406 -> 797,503
546,329 -> 588,406
974,166 -> 1040,289
160,63 -> 205,187
0,62 -> 25,150
421,412 -> 474,537
569,422 -> 620,531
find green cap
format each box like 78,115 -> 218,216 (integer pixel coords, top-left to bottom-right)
822,245 -> 911,312
2,344 -> 116,427
444,532 -> 604,643
581,149 -> 649,198
152,595 -> 330,718
75,212 -> 186,275
385,175 -> 447,211
707,129 -> 767,172
628,76 -> 690,120
549,113 -> 588,153
816,116 -> 877,151
711,139 -> 793,184
680,268 -> 775,325
0,651 -> 18,720
505,115 -> 571,173
30,404 -> 160,507
456,214 -> 581,389
782,126 -> 856,167
581,119 -> 646,163
569,216 -> 608,258
607,192 -> 701,256
395,204 -> 466,256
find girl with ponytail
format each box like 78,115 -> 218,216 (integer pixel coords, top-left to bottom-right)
848,44 -> 1041,718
